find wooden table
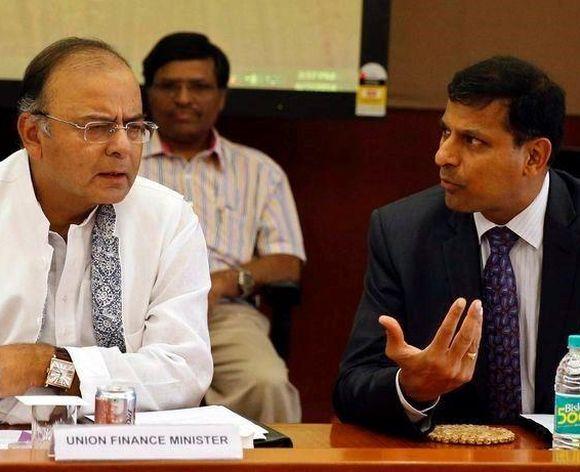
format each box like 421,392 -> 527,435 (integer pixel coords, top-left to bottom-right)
0,423 -> 579,471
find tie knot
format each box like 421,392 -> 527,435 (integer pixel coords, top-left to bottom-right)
94,204 -> 117,239
485,226 -> 519,253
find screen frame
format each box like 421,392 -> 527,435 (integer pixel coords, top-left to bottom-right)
225,0 -> 390,118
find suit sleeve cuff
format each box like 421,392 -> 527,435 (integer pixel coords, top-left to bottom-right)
395,369 -> 439,423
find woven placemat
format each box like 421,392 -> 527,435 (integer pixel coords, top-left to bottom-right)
428,424 -> 516,445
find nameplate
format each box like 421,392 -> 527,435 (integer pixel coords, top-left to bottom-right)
53,424 -> 242,461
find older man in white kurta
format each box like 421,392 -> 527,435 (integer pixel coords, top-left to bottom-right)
0,37 -> 212,423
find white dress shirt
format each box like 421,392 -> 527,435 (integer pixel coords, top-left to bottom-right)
398,173 -> 549,421
0,150 -> 213,423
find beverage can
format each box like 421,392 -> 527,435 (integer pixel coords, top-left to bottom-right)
94,384 -> 136,424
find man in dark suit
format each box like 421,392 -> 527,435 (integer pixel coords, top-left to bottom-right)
333,56 -> 579,436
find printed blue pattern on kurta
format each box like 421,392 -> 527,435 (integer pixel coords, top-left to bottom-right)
91,204 -> 126,352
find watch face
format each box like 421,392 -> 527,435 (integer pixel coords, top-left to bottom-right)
238,270 -> 255,297
46,358 -> 75,389
240,272 -> 251,286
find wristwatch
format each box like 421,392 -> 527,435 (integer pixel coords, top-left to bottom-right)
45,347 -> 76,390
237,269 -> 255,298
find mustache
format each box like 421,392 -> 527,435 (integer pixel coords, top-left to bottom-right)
172,105 -> 202,115
439,171 -> 463,186
439,170 -> 453,180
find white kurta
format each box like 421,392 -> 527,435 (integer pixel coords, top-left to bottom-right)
0,149 -> 213,423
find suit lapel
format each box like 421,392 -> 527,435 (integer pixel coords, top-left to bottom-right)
536,171 -> 580,411
442,212 -> 488,404
443,211 -> 482,308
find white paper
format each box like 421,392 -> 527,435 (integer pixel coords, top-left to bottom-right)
16,395 -> 87,407
135,405 -> 261,447
0,430 -> 31,449
53,424 -> 242,461
522,413 -> 554,434
136,405 -> 268,440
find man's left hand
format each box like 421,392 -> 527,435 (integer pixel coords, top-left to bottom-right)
208,270 -> 239,313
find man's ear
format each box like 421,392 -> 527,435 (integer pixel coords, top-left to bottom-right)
17,113 -> 44,161
218,88 -> 227,112
523,137 -> 551,176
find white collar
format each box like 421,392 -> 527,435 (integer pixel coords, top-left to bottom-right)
473,173 -> 550,249
142,129 -> 225,167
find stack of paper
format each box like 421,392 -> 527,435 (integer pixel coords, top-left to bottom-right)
0,431 -> 31,449
134,405 -> 268,440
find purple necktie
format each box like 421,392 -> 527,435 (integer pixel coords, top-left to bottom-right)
482,226 -> 521,421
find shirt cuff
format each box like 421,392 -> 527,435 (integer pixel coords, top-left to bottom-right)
395,369 -> 439,423
65,346 -> 112,414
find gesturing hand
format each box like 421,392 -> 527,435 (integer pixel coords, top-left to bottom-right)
378,298 -> 483,403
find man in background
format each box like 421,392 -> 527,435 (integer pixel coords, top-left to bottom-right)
0,37 -> 212,423
140,32 -> 305,422
334,56 -> 578,436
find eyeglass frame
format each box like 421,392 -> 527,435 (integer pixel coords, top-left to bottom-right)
34,112 -> 159,144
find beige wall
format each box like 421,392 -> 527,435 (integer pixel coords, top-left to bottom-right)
389,0 -> 580,115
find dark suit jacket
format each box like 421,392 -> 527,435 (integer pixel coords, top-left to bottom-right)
333,169 -> 580,436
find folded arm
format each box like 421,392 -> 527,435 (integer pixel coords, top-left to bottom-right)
209,254 -> 301,309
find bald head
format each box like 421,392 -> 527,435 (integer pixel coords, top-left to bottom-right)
18,37 -> 131,115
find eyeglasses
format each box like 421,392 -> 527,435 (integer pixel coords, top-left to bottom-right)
36,112 -> 158,144
151,80 -> 220,98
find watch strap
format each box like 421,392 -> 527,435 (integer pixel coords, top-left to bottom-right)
54,346 -> 72,363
